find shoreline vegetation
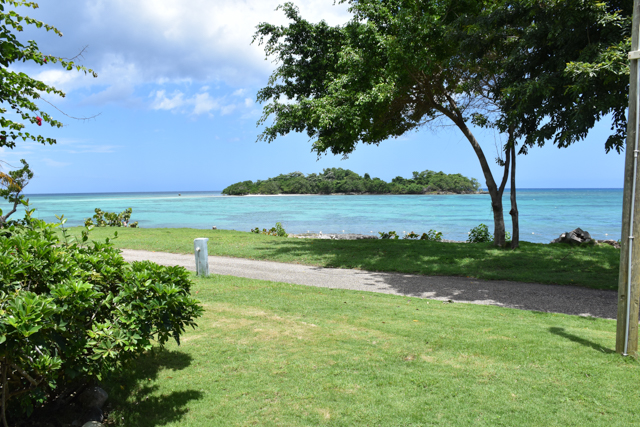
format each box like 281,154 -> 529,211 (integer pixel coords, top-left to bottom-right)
222,168 -> 483,196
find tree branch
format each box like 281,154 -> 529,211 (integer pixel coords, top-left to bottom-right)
39,97 -> 101,122
10,364 -> 39,388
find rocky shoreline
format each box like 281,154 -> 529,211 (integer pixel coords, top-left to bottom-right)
288,231 -> 620,247
288,232 -> 467,242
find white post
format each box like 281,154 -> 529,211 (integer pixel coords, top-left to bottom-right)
194,238 -> 209,276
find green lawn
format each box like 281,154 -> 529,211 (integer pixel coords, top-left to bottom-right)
104,273 -> 639,426
63,227 -> 621,290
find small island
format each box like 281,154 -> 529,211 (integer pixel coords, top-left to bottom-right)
222,168 -> 482,195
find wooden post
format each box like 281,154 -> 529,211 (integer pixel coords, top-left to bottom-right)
194,238 -> 209,277
617,0 -> 640,357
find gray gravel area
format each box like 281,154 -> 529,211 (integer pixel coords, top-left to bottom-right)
120,249 -> 619,319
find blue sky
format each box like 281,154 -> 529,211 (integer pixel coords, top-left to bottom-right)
1,0 -> 628,194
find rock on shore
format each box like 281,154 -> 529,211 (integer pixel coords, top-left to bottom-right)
290,233 -> 377,240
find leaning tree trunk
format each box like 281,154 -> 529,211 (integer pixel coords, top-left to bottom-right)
453,115 -> 507,246
509,138 -> 520,249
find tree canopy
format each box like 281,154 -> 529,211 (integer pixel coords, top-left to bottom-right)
461,0 -> 631,154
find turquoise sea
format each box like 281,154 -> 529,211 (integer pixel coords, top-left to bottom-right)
4,189 -> 622,244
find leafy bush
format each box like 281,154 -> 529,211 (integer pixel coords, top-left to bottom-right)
250,222 -> 288,237
379,231 -> 399,239
420,230 -> 443,242
0,214 -> 202,422
467,223 -> 492,243
403,231 -> 420,239
84,208 -> 138,228
467,224 -> 510,243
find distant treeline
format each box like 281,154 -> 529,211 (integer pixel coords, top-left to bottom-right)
222,168 -> 481,195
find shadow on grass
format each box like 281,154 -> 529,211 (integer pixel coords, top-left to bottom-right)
105,349 -> 203,426
549,327 -> 615,354
250,238 -> 619,290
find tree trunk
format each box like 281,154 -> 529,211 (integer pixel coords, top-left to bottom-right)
509,140 -> 519,249
453,117 -> 506,246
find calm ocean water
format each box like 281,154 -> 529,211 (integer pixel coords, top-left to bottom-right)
2,189 -> 622,244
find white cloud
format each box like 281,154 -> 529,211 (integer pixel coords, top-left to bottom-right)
193,93 -> 219,115
15,0 -> 353,105
149,88 -> 247,116
151,90 -> 186,111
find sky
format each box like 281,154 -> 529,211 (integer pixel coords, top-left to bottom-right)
0,0 -> 629,194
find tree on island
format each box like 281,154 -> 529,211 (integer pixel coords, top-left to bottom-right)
222,168 -> 481,196
0,0 -> 97,224
254,0 -> 630,247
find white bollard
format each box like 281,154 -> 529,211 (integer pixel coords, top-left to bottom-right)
194,238 -> 209,276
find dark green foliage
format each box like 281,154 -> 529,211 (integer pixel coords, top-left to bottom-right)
222,168 -> 480,195
467,223 -> 493,243
468,223 -> 511,244
0,215 -> 202,422
251,222 -> 288,237
420,230 -> 443,242
403,231 -> 420,239
378,231 -> 399,240
463,0 -> 631,154
84,208 -> 138,228
401,230 -> 443,241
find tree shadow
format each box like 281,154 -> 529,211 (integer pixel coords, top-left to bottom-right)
549,327 -> 615,354
251,238 -> 619,290
104,349 -> 204,426
229,239 -> 621,319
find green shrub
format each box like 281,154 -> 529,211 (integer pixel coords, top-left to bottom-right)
0,214 -> 202,422
379,231 -> 399,239
467,223 -> 510,243
84,207 -> 138,228
467,223 -> 492,243
420,229 -> 443,242
250,222 -> 288,237
403,231 -> 420,239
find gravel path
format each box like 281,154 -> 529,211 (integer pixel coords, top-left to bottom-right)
121,249 -> 619,319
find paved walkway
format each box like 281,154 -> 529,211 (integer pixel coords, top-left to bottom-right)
121,249 -> 619,319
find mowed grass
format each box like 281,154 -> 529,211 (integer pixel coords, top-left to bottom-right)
104,273 -> 639,427
63,227 -> 621,290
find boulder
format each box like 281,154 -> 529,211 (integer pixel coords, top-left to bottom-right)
78,386 -> 108,409
81,406 -> 104,424
597,239 -> 621,249
551,228 -> 593,245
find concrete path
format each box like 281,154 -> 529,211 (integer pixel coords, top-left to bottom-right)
121,249 -> 619,320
